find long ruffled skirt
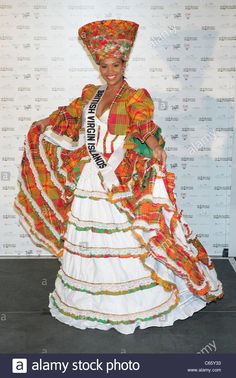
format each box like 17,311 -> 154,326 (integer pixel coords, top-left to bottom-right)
48,159 -> 223,335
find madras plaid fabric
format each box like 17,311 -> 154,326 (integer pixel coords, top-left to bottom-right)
48,80 -> 165,148
126,87 -> 160,142
14,122 -> 70,257
49,84 -> 99,141
78,19 -> 139,64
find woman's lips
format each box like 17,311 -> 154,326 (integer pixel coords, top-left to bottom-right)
107,75 -> 116,80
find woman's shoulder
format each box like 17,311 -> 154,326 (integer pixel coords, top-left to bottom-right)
81,81 -> 153,104
125,82 -> 152,103
81,83 -> 100,99
124,84 -> 153,112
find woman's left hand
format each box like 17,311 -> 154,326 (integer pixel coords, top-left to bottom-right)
152,145 -> 167,169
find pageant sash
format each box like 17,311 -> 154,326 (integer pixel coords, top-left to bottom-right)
85,87 -> 108,169
84,86 -> 125,190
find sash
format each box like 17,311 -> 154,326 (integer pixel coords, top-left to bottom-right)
85,87 -> 108,169
84,86 -> 125,190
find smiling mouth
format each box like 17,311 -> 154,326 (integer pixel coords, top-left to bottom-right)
107,75 -> 116,80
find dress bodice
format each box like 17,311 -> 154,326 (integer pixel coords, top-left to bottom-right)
94,108 -> 126,154
96,108 -> 110,123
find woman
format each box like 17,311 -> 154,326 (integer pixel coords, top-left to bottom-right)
14,19 -> 223,335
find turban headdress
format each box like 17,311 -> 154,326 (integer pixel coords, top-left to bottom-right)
78,19 -> 139,64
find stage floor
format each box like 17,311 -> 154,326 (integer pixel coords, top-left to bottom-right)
0,257 -> 235,353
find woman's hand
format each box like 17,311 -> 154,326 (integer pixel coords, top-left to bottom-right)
144,134 -> 167,170
152,145 -> 167,169
31,117 -> 50,133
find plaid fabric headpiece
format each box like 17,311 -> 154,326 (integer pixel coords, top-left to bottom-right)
78,19 -> 139,64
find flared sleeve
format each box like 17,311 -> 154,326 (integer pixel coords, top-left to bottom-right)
13,83 -> 97,258
126,88 -> 165,154
48,83 -> 97,141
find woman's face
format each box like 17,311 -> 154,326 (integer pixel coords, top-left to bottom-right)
99,57 -> 125,86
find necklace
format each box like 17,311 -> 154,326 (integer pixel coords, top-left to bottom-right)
106,80 -> 127,124
105,82 -> 123,95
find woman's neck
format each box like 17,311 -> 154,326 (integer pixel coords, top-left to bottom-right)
106,78 -> 124,92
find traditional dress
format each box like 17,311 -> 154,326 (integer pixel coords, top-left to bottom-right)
14,19 -> 224,335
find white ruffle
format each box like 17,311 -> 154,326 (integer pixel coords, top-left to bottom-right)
48,259 -> 207,334
48,299 -> 206,335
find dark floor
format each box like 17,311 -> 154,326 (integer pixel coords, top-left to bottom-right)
0,258 -> 235,354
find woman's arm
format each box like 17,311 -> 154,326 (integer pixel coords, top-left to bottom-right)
30,84 -> 97,138
127,87 -> 167,168
145,134 -> 167,169
31,117 -> 51,133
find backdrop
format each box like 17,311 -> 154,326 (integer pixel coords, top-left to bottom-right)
0,0 -> 235,257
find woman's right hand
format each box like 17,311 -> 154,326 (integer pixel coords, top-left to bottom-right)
31,117 -> 50,133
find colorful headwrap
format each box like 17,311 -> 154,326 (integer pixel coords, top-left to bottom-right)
78,19 -> 139,64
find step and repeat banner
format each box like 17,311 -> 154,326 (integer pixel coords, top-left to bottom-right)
0,0 -> 235,257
